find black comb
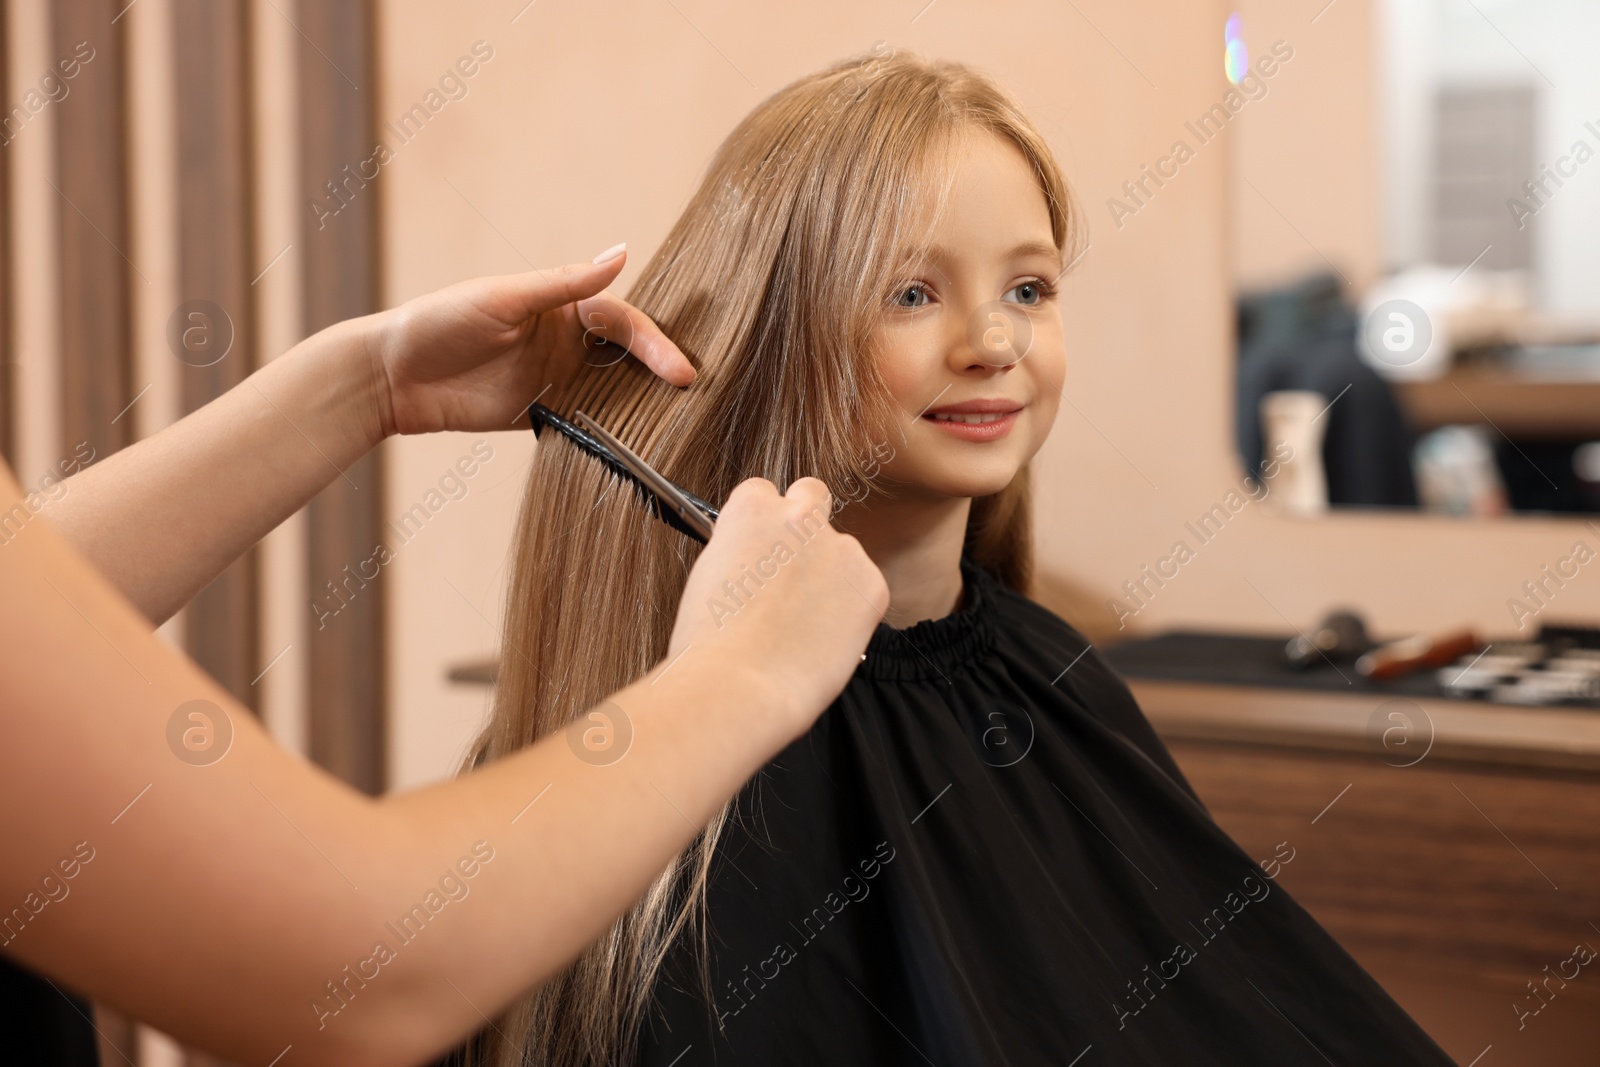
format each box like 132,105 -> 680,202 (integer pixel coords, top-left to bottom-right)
527,401 -> 720,544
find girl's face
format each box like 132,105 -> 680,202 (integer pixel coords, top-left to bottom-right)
869,128 -> 1066,502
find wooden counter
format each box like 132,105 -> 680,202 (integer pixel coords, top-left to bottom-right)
1131,678 -> 1600,773
1137,679 -> 1600,1066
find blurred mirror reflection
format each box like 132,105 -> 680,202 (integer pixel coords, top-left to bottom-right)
1234,0 -> 1600,518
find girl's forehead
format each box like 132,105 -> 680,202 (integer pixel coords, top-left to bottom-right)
887,197 -> 1058,275
905,131 -> 1050,229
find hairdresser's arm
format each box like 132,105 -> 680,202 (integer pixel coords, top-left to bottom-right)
43,248 -> 692,626
1,468 -> 884,1067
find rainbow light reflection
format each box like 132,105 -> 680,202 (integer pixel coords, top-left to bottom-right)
1225,14 -> 1248,84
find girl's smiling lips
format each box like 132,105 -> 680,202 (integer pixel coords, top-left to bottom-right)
921,397 -> 1024,441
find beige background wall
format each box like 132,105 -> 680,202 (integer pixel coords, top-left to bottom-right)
1231,0 -> 1381,293
374,0 -> 1600,790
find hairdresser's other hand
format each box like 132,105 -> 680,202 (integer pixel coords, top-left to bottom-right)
667,477 -> 889,735
369,245 -> 695,438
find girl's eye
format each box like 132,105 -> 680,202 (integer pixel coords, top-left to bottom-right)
1005,279 -> 1055,306
893,284 -> 931,309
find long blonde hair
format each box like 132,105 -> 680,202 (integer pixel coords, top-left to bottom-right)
463,49 -> 1076,1066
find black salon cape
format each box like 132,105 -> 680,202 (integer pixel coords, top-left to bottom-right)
628,556 -> 1453,1067
0,957 -> 99,1066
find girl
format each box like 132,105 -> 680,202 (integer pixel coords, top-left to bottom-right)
451,50 -> 1454,1067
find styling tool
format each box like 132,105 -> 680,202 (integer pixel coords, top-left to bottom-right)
527,401 -> 719,544
1355,627 -> 1480,681
1284,610 -> 1370,670
1438,623 -> 1600,705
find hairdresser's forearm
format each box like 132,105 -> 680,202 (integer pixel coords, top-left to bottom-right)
158,651 -> 798,1067
44,314 -> 390,624
147,650 -> 795,1067
6,449 -> 821,1067
348,654 -> 796,1064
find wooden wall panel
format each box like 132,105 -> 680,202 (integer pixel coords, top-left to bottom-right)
0,0 -> 9,467
173,0 -> 258,707
297,0 -> 385,794
53,0 -> 131,461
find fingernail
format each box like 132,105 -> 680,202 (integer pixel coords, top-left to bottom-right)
591,241 -> 626,265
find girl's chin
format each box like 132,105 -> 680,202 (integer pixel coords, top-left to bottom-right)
882,462 -> 1025,502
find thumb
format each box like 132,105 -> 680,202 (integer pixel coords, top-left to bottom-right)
506,245 -> 628,320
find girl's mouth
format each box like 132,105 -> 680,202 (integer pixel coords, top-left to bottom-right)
921,403 -> 1022,441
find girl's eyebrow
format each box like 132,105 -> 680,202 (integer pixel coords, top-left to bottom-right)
911,239 -> 1063,269
1002,239 -> 1063,265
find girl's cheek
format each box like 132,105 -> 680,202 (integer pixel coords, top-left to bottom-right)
1033,341 -> 1068,394
867,344 -> 916,419
1034,396 -> 1064,444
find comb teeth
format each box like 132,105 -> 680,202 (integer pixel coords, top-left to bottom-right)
529,403 -> 623,468
526,402 -> 719,543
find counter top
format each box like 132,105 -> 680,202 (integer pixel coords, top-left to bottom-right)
1131,677 -> 1600,774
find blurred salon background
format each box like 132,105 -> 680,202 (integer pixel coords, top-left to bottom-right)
6,0 -> 1597,1063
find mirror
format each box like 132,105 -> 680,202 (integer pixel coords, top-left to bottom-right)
1231,0 -> 1600,518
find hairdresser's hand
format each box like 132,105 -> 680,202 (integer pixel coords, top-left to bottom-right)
667,477 -> 889,734
370,245 -> 695,438
44,245 -> 693,626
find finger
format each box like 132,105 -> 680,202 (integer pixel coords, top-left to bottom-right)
785,476 -> 834,521
485,253 -> 629,324
496,246 -> 693,388
727,477 -> 779,505
610,298 -> 697,387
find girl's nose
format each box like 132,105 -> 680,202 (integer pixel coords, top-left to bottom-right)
961,300 -> 1032,368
